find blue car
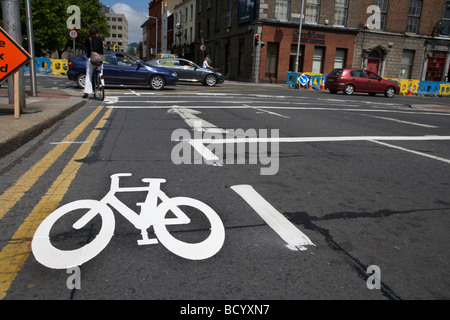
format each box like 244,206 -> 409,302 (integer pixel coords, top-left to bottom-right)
67,51 -> 178,90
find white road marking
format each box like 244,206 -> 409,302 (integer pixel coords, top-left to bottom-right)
360,114 -> 438,128
231,184 -> 314,251
191,135 -> 450,144
369,140 -> 450,164
168,107 -> 227,134
107,104 -> 450,116
189,140 -> 220,162
243,104 -> 290,119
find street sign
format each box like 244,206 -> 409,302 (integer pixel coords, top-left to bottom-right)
0,27 -> 32,84
68,29 -> 78,39
298,73 -> 309,86
200,44 -> 207,52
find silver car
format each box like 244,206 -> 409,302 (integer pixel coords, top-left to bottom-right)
146,58 -> 224,86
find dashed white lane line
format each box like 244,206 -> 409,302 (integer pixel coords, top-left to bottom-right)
231,184 -> 314,251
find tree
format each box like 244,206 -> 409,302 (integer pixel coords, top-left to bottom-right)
1,0 -> 109,57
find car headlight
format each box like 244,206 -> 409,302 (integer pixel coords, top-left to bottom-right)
172,72 -> 177,77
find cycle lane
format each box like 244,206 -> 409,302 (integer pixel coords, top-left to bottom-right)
0,105 -> 112,299
0,101 -> 388,301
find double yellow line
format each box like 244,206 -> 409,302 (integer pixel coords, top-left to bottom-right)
0,105 -> 112,299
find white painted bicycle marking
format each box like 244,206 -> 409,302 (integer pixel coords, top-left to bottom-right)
32,173 -> 225,269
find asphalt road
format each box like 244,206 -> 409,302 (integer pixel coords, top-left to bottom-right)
1,78 -> 450,306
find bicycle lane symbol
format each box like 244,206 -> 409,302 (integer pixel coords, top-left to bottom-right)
31,173 -> 226,269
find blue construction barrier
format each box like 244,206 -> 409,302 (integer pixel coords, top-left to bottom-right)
23,57 -> 67,75
287,72 -> 450,96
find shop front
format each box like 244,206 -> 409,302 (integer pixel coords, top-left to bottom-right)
259,23 -> 358,83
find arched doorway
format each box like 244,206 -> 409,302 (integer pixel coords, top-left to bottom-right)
362,45 -> 390,76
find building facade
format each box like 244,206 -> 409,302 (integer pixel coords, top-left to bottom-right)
143,0 -> 183,60
102,6 -> 129,52
355,0 -> 450,82
173,0 -> 197,59
143,0 -> 450,83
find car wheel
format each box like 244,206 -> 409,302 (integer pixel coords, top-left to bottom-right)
384,86 -> 395,98
343,84 -> 355,95
329,89 -> 338,94
204,74 -> 217,86
76,74 -> 86,89
149,75 -> 165,90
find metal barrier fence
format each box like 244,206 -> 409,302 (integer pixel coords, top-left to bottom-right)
286,72 -> 450,97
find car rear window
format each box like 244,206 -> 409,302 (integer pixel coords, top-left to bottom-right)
329,69 -> 343,76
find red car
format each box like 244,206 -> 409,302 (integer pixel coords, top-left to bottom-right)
325,68 -> 399,98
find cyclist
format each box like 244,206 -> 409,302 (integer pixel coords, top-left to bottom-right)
83,26 -> 104,99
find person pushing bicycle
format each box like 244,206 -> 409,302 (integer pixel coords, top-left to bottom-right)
83,26 -> 104,99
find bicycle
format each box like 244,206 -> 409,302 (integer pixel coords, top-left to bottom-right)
32,173 -> 225,269
92,65 -> 105,101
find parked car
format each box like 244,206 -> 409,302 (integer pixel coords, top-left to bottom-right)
325,68 -> 399,98
67,51 -> 178,90
146,58 -> 224,86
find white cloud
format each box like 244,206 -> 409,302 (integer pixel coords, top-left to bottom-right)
111,3 -> 147,44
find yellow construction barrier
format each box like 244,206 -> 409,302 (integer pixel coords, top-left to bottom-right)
50,59 -> 68,76
439,82 -> 450,96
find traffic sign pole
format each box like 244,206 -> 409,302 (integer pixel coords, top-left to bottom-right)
0,27 -> 32,118
25,0 -> 37,97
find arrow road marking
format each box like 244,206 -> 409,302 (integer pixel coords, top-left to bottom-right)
169,107 -> 227,134
231,184 -> 314,251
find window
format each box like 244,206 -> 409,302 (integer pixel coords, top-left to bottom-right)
289,44 -> 304,72
103,53 -> 114,65
116,54 -> 137,67
305,0 -> 320,24
334,0 -> 348,26
399,50 -> 415,79
226,0 -> 232,28
374,0 -> 388,30
406,0 -> 422,33
334,48 -> 347,69
426,51 -> 447,81
350,70 -> 367,78
275,0 -> 290,21
265,42 -> 279,80
312,47 -> 324,73
441,1 -> 450,36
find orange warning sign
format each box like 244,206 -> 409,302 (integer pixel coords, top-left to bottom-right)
0,27 -> 32,83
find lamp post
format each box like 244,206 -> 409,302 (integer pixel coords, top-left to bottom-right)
146,15 -> 158,56
294,0 -> 305,74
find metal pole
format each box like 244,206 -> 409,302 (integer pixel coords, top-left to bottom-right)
294,0 -> 305,75
1,0 -> 25,106
156,18 -> 158,55
25,0 -> 37,96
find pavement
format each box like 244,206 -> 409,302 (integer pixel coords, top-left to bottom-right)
0,80 -> 450,160
0,86 -> 86,158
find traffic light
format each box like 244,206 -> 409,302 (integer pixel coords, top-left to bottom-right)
253,34 -> 260,47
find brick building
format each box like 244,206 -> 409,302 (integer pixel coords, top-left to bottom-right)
144,0 -> 450,83
355,0 -> 450,81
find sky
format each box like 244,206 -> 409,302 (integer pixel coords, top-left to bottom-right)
101,1 -> 151,44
